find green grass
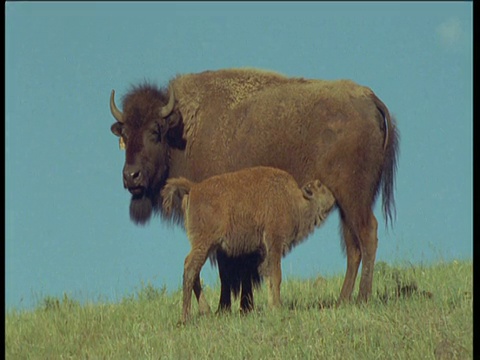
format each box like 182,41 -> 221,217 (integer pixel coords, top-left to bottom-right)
6,260 -> 472,359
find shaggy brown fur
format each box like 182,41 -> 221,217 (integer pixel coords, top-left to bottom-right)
161,166 -> 336,323
109,68 -> 399,309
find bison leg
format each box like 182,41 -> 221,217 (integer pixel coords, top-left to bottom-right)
217,286 -> 232,313
216,251 -> 259,314
240,275 -> 254,312
338,210 -> 379,304
216,252 -> 232,313
217,268 -> 255,314
356,211 -> 378,302
182,247 -> 208,323
240,252 -> 263,313
240,249 -> 265,313
217,250 -> 236,314
338,221 -> 362,304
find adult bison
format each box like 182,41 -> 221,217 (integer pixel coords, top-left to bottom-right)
109,68 -> 399,307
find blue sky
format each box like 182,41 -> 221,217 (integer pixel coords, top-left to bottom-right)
5,2 -> 472,311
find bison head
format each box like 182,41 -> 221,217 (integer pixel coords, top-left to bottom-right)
110,83 -> 185,225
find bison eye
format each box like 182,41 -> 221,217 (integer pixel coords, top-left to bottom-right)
150,128 -> 161,142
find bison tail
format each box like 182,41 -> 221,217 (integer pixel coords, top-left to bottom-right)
375,96 -> 400,228
160,177 -> 195,225
382,115 -> 399,227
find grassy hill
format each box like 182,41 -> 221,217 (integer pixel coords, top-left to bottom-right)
6,260 -> 472,359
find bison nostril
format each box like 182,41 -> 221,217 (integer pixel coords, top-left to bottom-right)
131,171 -> 140,180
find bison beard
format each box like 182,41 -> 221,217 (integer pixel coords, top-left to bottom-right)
129,194 -> 153,225
129,177 -> 165,225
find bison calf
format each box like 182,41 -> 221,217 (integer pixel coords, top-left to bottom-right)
161,166 -> 336,323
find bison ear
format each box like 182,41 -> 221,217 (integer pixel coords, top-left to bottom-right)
302,184 -> 314,200
111,123 -> 126,150
111,122 -> 123,137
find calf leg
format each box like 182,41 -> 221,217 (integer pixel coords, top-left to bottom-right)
193,274 -> 211,315
182,246 -> 209,324
265,245 -> 282,309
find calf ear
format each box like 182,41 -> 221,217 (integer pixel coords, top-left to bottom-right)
110,122 -> 123,137
302,184 -> 314,200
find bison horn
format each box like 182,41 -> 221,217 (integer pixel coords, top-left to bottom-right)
110,90 -> 124,123
160,84 -> 176,118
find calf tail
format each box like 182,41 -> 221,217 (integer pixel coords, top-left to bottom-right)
160,177 -> 195,225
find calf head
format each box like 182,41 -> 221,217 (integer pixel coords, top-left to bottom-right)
301,180 -> 336,225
